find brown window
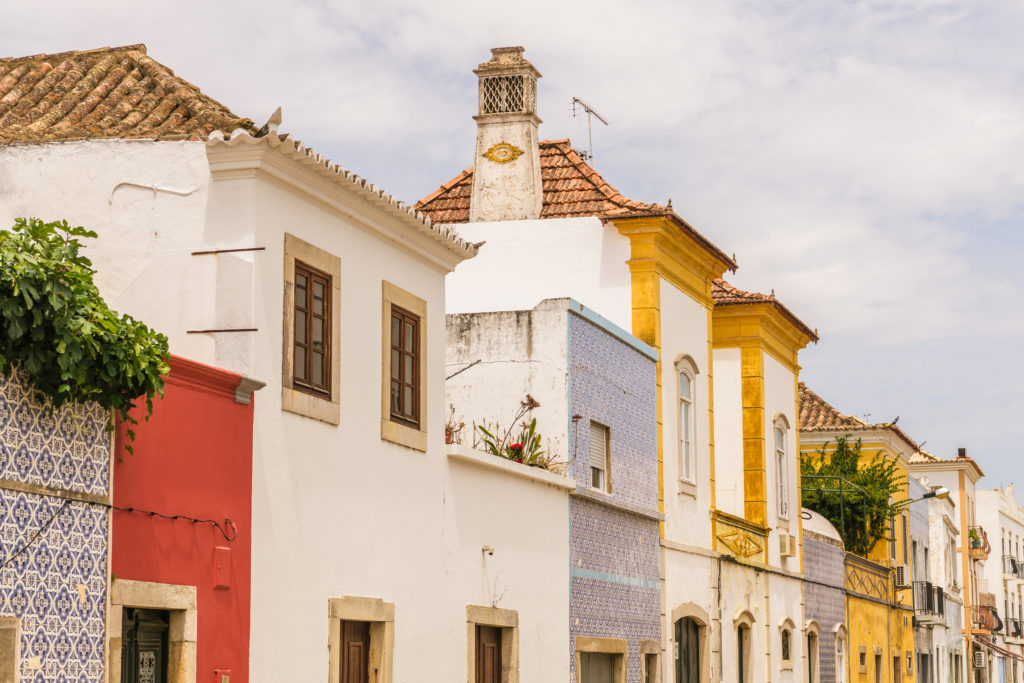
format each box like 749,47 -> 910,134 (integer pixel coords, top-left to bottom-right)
293,262 -> 331,395
389,305 -> 420,427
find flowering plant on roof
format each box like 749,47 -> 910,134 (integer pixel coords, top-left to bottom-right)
476,395 -> 546,466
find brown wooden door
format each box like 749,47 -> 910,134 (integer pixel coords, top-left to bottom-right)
340,620 -> 370,683
476,625 -> 502,683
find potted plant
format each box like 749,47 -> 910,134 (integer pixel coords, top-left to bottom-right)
969,528 -> 981,548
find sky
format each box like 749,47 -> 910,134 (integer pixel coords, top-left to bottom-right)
4,0 -> 1023,486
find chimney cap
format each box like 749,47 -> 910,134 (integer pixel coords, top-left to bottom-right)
475,46 -> 542,79
957,447 -> 967,459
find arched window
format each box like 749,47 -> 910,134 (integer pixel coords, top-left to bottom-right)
807,631 -> 819,683
675,617 -> 700,683
781,629 -> 791,661
774,415 -> 789,518
675,357 -> 698,485
737,624 -> 751,683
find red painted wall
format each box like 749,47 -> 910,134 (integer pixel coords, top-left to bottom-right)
113,355 -> 254,683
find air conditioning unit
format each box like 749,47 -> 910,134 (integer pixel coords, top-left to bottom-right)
974,650 -> 987,669
895,564 -> 911,588
779,532 -> 796,558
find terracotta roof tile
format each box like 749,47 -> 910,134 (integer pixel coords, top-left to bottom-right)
712,279 -> 818,341
0,44 -> 256,144
417,138 -> 737,271
798,382 -> 922,454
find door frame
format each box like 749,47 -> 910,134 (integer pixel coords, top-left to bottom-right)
467,605 -> 519,683
107,579 -> 197,683
328,596 -> 395,683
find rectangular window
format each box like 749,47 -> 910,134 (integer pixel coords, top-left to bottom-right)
293,262 -> 331,395
589,421 -> 610,493
389,305 -> 420,428
902,515 -> 909,564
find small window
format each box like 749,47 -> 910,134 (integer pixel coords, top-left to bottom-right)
293,262 -> 331,395
859,646 -> 868,673
781,629 -> 791,661
775,419 -> 789,518
589,421 -> 610,492
676,358 -> 697,484
389,305 -> 420,428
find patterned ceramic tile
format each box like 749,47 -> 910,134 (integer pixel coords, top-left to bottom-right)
0,369 -> 110,682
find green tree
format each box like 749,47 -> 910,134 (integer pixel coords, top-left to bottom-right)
801,436 -> 903,557
0,218 -> 169,448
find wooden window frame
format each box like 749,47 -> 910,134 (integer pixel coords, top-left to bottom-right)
282,233 -> 341,425
380,281 -> 427,452
292,261 -> 332,397
389,304 -> 420,428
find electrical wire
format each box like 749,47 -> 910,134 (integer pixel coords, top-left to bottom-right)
0,500 -> 70,571
111,505 -> 238,542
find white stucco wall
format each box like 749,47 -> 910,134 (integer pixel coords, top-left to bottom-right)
446,447 -> 571,682
444,216 -> 633,330
712,347 -> 744,519
659,279 -> 713,549
445,300 -> 570,455
0,137 -> 571,682
763,353 -> 800,572
0,140 -> 219,364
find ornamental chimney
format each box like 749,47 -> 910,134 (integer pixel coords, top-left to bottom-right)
468,46 -> 543,222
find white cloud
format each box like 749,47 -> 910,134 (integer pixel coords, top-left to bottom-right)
3,0 -> 1023,479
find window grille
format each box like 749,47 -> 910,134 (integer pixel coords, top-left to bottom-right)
480,75 -> 534,114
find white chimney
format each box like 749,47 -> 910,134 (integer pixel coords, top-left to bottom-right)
469,46 -> 543,222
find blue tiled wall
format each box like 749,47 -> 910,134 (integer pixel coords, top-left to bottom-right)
0,369 -> 110,682
804,535 -> 847,683
568,311 -> 660,682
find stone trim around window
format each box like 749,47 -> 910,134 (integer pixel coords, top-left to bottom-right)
574,636 -> 628,683
282,233 -> 342,425
381,281 -> 427,451
107,579 -> 198,683
327,596 -> 395,683
466,605 -> 519,683
0,617 -> 18,682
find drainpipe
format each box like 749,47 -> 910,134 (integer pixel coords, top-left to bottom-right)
765,569 -> 773,683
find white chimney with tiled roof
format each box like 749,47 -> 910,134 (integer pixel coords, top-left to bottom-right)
469,46 -> 543,222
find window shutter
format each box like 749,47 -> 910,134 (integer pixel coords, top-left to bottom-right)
589,422 -> 608,471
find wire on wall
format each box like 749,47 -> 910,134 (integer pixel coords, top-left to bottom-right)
0,500 -> 70,570
112,505 -> 238,542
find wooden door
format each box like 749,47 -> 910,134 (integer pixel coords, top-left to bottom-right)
121,608 -> 169,683
476,625 -> 502,683
580,652 -> 616,683
340,620 -> 370,683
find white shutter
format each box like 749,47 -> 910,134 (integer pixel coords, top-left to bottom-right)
589,422 -> 608,489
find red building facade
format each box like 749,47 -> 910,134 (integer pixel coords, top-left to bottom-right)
111,355 -> 261,683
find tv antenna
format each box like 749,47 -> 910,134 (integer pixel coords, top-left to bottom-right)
571,97 -> 609,161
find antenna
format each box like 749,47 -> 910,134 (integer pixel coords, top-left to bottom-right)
571,97 -> 609,161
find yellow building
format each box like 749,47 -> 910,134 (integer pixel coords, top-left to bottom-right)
799,384 -> 920,683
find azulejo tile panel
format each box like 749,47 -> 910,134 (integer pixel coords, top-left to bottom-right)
0,369 -> 110,496
0,370 -> 110,682
0,492 -> 108,682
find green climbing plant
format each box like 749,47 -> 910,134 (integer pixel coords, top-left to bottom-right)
0,218 -> 169,449
801,436 -> 903,557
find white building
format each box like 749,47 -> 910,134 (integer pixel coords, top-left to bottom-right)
420,46 -> 816,683
977,484 -> 1024,683
0,43 -> 573,683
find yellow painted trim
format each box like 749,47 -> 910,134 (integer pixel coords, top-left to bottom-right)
740,346 -> 767,525
617,216 -> 731,540
711,304 -> 814,373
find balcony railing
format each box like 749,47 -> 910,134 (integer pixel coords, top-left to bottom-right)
972,604 -> 1002,634
913,581 -> 945,622
1006,617 -> 1023,639
1003,554 -> 1024,578
969,526 -> 991,560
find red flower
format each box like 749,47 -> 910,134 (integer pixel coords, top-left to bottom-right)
510,443 -> 523,451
